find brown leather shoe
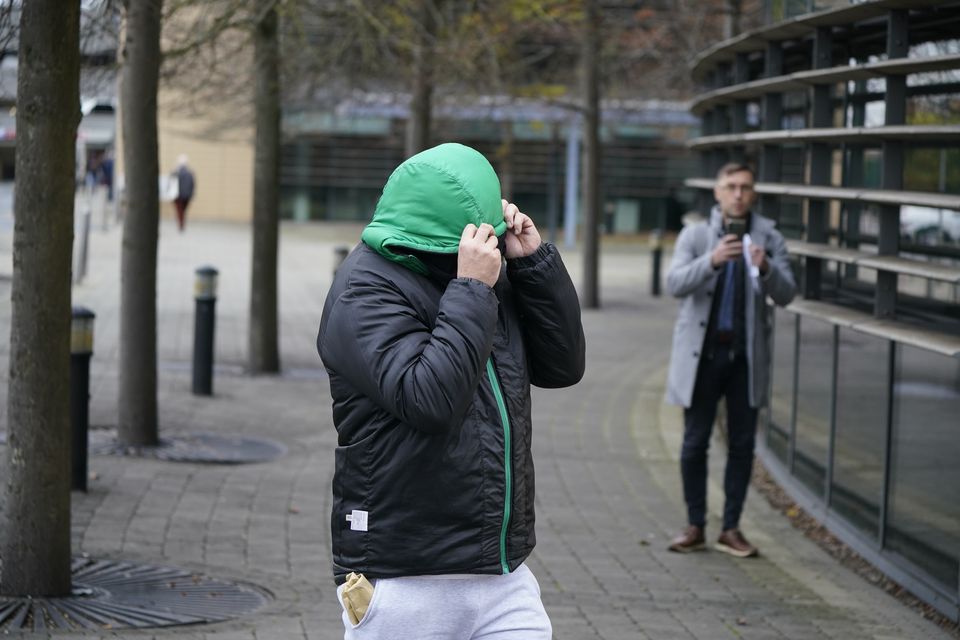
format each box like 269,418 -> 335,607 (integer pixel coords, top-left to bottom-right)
668,525 -> 706,553
715,528 -> 758,558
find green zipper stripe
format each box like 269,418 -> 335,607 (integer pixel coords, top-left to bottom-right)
486,358 -> 512,574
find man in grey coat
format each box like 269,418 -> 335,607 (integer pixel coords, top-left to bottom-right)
665,163 -> 796,557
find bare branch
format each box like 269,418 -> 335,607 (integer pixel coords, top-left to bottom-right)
0,0 -> 18,53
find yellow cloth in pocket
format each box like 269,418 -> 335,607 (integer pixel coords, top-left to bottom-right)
342,572 -> 375,625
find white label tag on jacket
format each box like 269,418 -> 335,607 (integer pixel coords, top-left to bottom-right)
346,509 -> 368,532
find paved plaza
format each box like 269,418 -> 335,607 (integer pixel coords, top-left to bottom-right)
0,209 -> 953,639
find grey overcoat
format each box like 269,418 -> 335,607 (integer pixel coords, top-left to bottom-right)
664,206 -> 796,409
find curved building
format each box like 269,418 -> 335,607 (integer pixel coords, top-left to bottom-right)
686,0 -> 960,622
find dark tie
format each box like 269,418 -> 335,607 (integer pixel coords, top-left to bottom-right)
717,260 -> 735,332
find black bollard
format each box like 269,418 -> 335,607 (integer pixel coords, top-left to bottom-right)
70,306 -> 95,492
192,266 -> 219,396
650,229 -> 663,297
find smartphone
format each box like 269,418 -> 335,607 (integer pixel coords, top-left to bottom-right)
727,218 -> 747,239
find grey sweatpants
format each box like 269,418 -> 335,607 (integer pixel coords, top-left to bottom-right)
336,563 -> 552,639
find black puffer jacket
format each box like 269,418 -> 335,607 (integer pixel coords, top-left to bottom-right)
317,144 -> 585,584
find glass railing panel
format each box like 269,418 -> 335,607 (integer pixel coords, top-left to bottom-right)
768,306 -> 797,464
887,344 -> 960,590
832,328 -> 888,538
793,315 -> 834,495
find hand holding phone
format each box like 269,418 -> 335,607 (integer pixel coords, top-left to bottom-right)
726,218 -> 747,239
711,218 -> 746,268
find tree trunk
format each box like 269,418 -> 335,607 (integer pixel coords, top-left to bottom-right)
547,124 -> 561,243
497,121 -> 514,199
248,4 -> 281,374
0,0 -> 80,597
405,0 -> 434,157
580,0 -> 600,309
118,0 -> 162,446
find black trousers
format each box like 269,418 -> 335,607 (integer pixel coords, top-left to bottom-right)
681,344 -> 758,531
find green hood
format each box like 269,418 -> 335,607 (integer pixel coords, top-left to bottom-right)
361,143 -> 506,275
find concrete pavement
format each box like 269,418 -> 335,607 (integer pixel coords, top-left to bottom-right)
0,215 -> 952,639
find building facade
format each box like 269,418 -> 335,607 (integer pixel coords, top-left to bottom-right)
279,96 -> 700,237
687,0 -> 960,621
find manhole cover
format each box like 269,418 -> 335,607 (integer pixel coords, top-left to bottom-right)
0,557 -> 271,631
90,431 -> 286,464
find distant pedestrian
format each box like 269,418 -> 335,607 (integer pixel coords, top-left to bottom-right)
84,156 -> 98,191
665,162 -> 796,558
172,154 -> 195,232
99,152 -> 114,202
317,143 -> 585,639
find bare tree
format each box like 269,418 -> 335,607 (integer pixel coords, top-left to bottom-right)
405,0 -> 438,156
580,0 -> 600,309
455,0 -> 758,310
292,0 -> 461,156
160,0 -> 252,124
118,0 -> 163,446
1,0 -> 80,597
249,1 -> 281,373
0,3 -> 20,53
154,0 -> 286,374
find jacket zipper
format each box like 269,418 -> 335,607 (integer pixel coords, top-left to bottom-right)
486,357 -> 512,574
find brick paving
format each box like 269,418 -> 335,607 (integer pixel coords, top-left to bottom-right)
0,213 -> 951,639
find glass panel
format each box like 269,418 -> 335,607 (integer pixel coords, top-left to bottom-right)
907,93 -> 960,127
904,149 -> 947,192
887,345 -> 960,590
793,316 -> 833,496
769,307 -> 796,464
832,329 -> 888,538
901,205 -> 960,251
767,421 -> 790,464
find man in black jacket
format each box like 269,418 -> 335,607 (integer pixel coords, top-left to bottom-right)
172,154 -> 195,232
318,143 -> 585,638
